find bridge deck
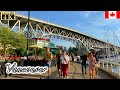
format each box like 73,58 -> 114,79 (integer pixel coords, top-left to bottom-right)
0,62 -> 113,79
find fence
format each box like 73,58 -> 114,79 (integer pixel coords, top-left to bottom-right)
99,59 -> 120,78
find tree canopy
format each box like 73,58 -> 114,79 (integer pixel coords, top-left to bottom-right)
0,26 -> 27,56
68,47 -> 78,56
0,26 -> 27,48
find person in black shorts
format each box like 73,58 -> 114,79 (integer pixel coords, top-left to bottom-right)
56,49 -> 62,77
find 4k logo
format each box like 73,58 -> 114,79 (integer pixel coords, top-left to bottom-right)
0,11 -> 16,20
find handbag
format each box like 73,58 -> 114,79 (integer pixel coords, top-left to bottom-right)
94,63 -> 99,68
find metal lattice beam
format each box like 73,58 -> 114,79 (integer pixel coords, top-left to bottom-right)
0,11 -> 120,51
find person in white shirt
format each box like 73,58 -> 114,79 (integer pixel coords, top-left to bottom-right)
60,50 -> 70,79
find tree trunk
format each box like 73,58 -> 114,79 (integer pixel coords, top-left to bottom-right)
3,43 -> 6,59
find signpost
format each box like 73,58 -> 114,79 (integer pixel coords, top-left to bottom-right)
24,31 -> 32,39
26,11 -> 30,66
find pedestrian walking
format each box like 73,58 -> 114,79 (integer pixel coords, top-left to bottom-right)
60,50 -> 70,79
92,51 -> 99,75
87,53 -> 96,79
56,49 -> 62,77
81,54 -> 87,75
44,47 -> 53,78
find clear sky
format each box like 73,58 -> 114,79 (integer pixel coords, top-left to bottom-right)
16,11 -> 120,49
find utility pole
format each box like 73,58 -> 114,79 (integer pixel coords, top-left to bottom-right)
27,11 -> 30,66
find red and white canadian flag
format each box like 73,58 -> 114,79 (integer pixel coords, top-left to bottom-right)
105,11 -> 120,19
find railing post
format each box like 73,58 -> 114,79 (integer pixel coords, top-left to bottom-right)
100,60 -> 120,78
99,61 -> 101,68
102,62 -> 104,69
118,66 -> 120,77
110,64 -> 113,72
106,63 -> 108,70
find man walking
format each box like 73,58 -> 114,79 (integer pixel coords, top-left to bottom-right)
81,54 -> 87,75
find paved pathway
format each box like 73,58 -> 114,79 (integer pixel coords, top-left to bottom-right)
0,62 -> 113,79
44,62 -> 113,79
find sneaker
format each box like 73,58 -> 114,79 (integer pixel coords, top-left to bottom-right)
56,75 -> 60,78
66,76 -> 69,79
47,76 -> 50,79
96,72 -> 98,75
40,76 -> 44,79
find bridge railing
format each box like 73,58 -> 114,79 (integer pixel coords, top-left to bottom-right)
99,59 -> 120,78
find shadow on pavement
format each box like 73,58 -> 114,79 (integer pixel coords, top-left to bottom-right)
71,63 -> 77,79
9,75 -> 39,79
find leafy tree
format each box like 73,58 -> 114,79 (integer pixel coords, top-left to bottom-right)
13,32 -> 27,48
14,48 -> 26,56
0,26 -> 27,57
37,48 -> 45,57
8,48 -> 16,55
50,49 -> 59,55
68,47 -> 78,56
0,26 -> 16,56
118,50 -> 120,55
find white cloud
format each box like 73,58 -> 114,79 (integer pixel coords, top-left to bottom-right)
84,11 -> 91,18
80,11 -> 99,18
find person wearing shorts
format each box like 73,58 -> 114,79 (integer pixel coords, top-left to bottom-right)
87,53 -> 96,79
92,51 -> 99,75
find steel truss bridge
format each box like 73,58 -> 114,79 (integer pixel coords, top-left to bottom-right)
0,11 -> 120,51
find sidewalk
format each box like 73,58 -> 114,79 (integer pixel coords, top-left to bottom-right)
0,62 -> 113,79
43,62 -> 114,79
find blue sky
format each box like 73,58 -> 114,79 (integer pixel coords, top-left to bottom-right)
16,11 -> 120,49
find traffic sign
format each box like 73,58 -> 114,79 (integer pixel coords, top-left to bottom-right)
24,31 -> 32,39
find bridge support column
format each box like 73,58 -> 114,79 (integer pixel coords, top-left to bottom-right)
76,42 -> 81,50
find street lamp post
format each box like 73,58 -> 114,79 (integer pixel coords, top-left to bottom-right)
27,11 -> 30,66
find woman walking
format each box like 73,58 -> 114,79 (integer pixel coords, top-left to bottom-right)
60,50 -> 70,79
92,51 -> 99,75
87,53 -> 96,79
